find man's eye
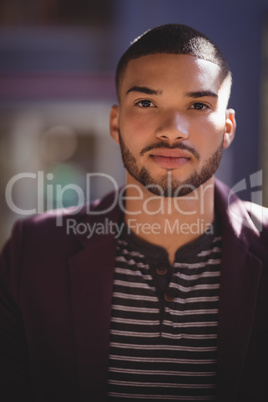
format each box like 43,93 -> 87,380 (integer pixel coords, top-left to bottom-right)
190,102 -> 209,110
136,100 -> 155,108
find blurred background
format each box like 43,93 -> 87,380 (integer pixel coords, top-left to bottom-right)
0,0 -> 268,247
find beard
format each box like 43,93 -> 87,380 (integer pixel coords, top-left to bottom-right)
118,130 -> 224,197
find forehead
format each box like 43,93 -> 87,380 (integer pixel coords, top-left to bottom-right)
120,53 -> 223,96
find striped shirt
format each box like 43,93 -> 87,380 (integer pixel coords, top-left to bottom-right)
107,220 -> 222,401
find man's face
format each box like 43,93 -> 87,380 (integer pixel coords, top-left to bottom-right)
110,53 -> 235,197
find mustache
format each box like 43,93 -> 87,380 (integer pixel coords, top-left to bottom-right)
140,141 -> 200,160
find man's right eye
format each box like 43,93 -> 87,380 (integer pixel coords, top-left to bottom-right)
135,100 -> 155,108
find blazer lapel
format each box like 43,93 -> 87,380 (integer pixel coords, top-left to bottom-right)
68,234 -> 116,402
67,193 -> 121,401
215,180 -> 263,401
216,232 -> 262,401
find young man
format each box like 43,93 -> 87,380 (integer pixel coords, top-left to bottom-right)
0,24 -> 267,402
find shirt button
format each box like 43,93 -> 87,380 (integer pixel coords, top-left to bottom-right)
164,290 -> 176,302
156,267 -> 168,276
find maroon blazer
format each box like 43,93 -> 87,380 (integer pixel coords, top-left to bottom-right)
0,179 -> 268,402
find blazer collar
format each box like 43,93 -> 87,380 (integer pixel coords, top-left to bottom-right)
73,189 -> 122,247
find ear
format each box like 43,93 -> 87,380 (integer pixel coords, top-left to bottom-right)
223,108 -> 236,149
109,105 -> 120,144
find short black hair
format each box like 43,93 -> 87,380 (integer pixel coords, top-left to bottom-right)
116,23 -> 231,99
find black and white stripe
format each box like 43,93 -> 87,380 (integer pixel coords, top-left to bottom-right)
107,231 -> 222,401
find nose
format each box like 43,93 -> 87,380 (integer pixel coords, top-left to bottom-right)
155,111 -> 189,142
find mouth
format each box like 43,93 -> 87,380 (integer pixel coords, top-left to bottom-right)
149,149 -> 191,169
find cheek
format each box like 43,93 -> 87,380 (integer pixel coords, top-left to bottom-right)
121,108 -> 157,133
190,116 -> 225,159
119,114 -> 147,153
193,114 -> 225,140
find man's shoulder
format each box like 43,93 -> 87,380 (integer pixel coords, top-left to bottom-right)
242,201 -> 268,249
214,178 -> 268,255
229,198 -> 268,259
215,178 -> 268,225
8,190 -> 120,244
22,191 -> 117,223
243,200 -> 268,225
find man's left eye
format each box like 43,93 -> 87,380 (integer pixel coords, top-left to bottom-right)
190,102 -> 209,110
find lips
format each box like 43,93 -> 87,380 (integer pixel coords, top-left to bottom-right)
149,148 -> 191,169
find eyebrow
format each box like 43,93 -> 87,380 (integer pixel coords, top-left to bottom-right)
185,90 -> 218,98
126,86 -> 163,96
125,86 -> 218,99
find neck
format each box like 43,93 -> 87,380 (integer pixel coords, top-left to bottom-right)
123,175 -> 215,264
